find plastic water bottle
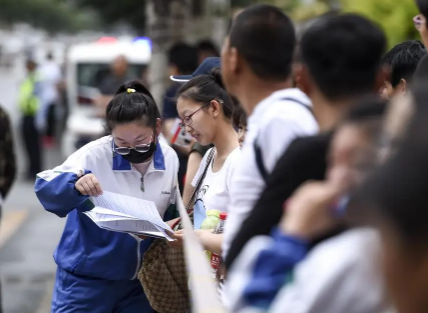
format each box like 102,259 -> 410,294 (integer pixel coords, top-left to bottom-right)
211,212 -> 227,280
200,210 -> 221,259
200,210 -> 221,230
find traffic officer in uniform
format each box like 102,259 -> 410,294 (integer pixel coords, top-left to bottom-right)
20,58 -> 43,180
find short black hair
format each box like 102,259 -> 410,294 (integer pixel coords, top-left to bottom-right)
229,4 -> 295,81
105,81 -> 160,132
233,104 -> 247,129
416,0 -> 428,18
300,13 -> 386,101
168,42 -> 198,75
196,39 -> 219,56
178,68 -> 235,120
47,52 -> 54,60
381,40 -> 426,87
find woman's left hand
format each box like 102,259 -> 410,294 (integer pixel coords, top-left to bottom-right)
167,230 -> 185,248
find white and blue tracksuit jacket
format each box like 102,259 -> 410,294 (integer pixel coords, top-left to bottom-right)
35,136 -> 180,281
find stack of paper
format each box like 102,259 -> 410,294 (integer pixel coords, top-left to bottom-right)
84,191 -> 173,241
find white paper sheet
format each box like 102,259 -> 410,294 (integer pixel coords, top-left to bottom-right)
84,191 -> 173,240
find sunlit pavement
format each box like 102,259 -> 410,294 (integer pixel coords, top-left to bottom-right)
0,63 -> 66,313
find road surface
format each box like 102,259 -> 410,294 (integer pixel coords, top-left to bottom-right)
0,61 -> 66,313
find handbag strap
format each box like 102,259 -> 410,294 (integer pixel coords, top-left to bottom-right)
185,147 -> 216,213
173,148 -> 216,231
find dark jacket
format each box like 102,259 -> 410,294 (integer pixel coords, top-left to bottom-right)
0,105 -> 16,200
226,132 -> 335,269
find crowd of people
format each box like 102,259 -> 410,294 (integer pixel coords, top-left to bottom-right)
28,0 -> 428,312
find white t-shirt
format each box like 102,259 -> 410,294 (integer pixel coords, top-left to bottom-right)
39,60 -> 62,105
192,147 -> 240,229
223,88 -> 319,258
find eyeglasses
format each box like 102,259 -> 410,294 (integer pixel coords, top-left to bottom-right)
114,136 -> 153,155
179,100 -> 223,130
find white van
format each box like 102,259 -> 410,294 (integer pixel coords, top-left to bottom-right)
62,37 -> 152,157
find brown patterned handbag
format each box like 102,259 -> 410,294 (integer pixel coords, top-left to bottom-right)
138,148 -> 216,313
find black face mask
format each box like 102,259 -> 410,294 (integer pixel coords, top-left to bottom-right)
121,141 -> 157,164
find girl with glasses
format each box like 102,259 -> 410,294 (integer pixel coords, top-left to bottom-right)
34,81 -> 179,313
169,69 -> 240,278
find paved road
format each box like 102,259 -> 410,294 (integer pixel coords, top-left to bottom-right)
0,63 -> 66,313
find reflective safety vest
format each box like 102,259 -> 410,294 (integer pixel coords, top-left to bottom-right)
19,73 -> 40,116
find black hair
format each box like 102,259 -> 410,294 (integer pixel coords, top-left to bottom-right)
229,4 -> 295,82
300,13 -> 386,101
178,68 -> 234,120
413,54 -> 428,81
381,40 -> 426,87
196,39 -> 219,56
47,52 -> 54,60
233,104 -> 247,129
105,81 -> 160,132
168,42 -> 198,74
417,0 -> 428,18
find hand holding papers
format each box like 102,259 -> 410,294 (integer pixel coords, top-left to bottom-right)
84,191 -> 173,241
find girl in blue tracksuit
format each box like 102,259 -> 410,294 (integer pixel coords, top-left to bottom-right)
35,81 -> 180,312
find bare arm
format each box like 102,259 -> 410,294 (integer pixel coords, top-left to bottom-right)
182,151 -> 203,205
196,231 -> 223,255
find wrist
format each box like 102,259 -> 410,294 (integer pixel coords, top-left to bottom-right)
281,219 -> 312,240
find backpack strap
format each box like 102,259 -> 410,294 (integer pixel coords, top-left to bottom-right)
254,97 -> 314,183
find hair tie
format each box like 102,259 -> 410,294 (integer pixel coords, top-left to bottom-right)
127,88 -> 136,94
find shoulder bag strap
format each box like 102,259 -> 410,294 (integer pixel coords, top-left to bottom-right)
185,147 -> 216,213
254,97 -> 314,183
173,148 -> 216,231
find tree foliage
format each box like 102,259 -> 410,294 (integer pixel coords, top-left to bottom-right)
76,0 -> 147,34
0,0 -> 99,33
340,0 -> 419,49
231,0 -> 420,49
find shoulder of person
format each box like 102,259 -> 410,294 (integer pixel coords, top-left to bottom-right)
226,147 -> 241,165
159,141 -> 179,160
297,228 -> 380,280
66,136 -> 112,164
265,89 -> 314,119
158,141 -> 180,169
191,142 -> 214,157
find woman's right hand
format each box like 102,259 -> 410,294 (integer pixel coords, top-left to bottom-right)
75,174 -> 103,196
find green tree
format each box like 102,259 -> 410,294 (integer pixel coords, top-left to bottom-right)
288,0 -> 419,49
76,0 -> 147,34
341,0 -> 419,49
0,0 -> 99,33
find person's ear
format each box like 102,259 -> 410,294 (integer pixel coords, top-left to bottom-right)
296,64 -> 311,97
209,100 -> 221,118
398,79 -> 408,94
229,47 -> 239,75
375,66 -> 390,92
